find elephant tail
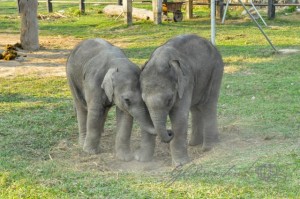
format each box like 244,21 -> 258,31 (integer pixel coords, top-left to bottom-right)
68,77 -> 87,108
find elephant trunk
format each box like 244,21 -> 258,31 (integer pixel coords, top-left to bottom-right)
150,110 -> 174,143
132,105 -> 157,135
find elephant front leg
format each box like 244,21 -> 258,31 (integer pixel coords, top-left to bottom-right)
115,107 -> 134,161
135,131 -> 156,162
83,106 -> 108,154
169,109 -> 190,167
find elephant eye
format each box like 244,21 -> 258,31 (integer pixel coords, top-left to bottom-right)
166,98 -> 172,107
123,98 -> 131,107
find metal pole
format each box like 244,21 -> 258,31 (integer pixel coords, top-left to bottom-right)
211,0 -> 216,45
221,0 -> 230,24
250,0 -> 267,26
238,0 -> 277,52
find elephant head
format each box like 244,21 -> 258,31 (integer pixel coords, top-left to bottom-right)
101,59 -> 156,136
140,48 -> 188,143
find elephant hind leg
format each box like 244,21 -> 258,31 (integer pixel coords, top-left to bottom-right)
74,100 -> 87,147
189,106 -> 204,146
201,101 -> 220,152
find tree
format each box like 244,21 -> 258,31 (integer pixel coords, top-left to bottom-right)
19,0 -> 39,51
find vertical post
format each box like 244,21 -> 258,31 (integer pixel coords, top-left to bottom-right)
118,0 -> 123,5
17,0 -> 21,13
268,0 -> 275,19
219,0 -> 224,19
123,0 -> 133,25
211,0 -> 216,45
47,0 -> 53,13
153,0 -> 162,24
19,0 -> 39,51
186,0 -> 193,19
80,0 -> 85,14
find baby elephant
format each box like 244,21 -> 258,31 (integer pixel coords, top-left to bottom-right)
66,38 -> 156,161
140,34 -> 224,166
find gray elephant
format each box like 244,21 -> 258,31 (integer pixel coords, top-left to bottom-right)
140,34 -> 224,166
66,38 -> 156,161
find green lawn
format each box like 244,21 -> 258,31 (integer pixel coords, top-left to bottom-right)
0,1 -> 299,198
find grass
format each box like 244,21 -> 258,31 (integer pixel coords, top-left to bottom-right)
0,1 -> 300,198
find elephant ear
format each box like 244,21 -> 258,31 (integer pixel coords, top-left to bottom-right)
169,60 -> 188,99
101,68 -> 118,102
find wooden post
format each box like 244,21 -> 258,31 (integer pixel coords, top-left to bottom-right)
153,0 -> 162,24
17,0 -> 20,13
186,0 -> 193,19
80,0 -> 85,14
123,0 -> 133,25
47,0 -> 53,13
219,0 -> 224,19
19,0 -> 39,51
268,0 -> 275,19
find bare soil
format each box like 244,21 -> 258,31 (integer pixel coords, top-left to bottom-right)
0,34 -> 80,77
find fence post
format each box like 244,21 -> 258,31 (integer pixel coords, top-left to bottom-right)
17,0 -> 20,13
219,0 -> 224,19
153,0 -> 162,24
47,0 -> 53,13
123,0 -> 132,25
80,0 -> 85,13
268,0 -> 275,19
186,0 -> 193,19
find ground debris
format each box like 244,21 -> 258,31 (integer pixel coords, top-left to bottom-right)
37,13 -> 67,21
0,43 -> 23,61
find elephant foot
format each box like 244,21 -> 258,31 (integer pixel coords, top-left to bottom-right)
188,131 -> 204,146
116,149 -> 134,162
201,145 -> 213,152
79,137 -> 85,147
83,144 -> 100,155
201,139 -> 219,152
188,138 -> 203,146
134,147 -> 154,162
172,156 -> 190,167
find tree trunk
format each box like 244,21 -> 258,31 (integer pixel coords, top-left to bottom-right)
19,0 -> 39,51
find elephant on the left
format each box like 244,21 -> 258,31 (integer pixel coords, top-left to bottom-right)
66,38 -> 157,161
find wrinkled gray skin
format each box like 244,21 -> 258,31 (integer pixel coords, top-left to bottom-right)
140,34 -> 224,166
66,38 -> 156,161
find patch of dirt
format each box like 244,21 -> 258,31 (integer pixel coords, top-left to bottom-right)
0,34 -> 81,78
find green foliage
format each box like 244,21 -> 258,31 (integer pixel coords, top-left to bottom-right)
0,2 -> 300,198
284,6 -> 297,13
